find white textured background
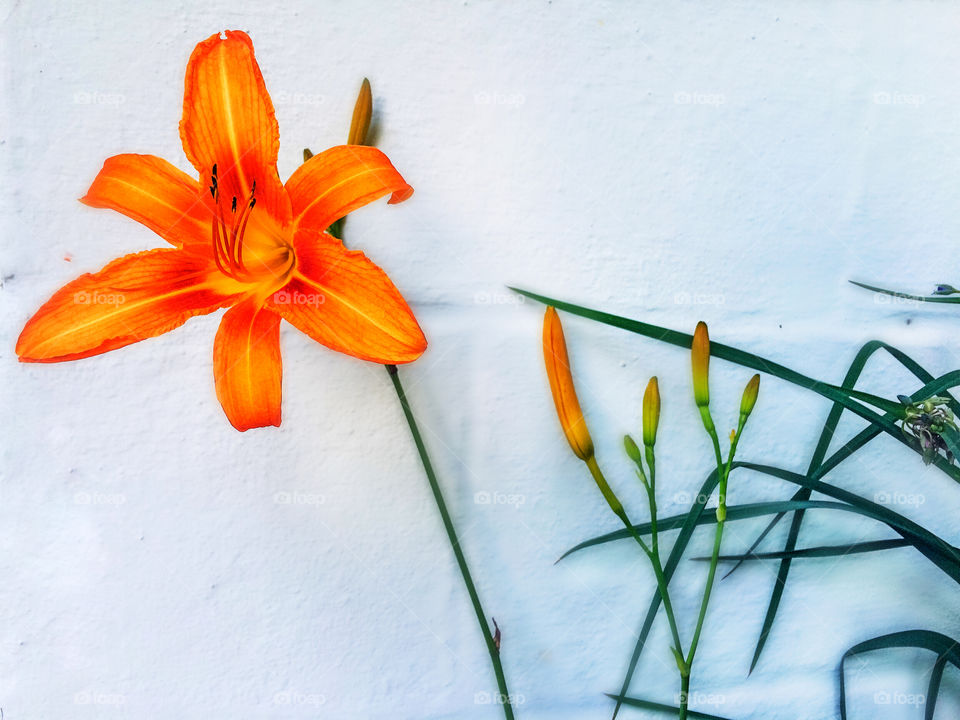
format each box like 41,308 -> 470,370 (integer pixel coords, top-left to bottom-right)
2,2 -> 959,718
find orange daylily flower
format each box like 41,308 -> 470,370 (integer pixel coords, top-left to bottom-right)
16,30 -> 426,431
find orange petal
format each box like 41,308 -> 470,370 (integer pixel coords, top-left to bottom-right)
213,297 -> 282,431
179,30 -> 290,225
17,250 -> 241,362
285,145 -> 413,233
266,231 -> 426,363
81,154 -> 211,253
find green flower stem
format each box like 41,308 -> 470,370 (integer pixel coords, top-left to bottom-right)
592,452 -> 687,698
684,508 -> 724,679
386,365 -> 515,720
645,453 -> 660,560
681,414 -> 748,720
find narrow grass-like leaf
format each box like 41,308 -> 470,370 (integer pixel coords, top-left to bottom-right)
850,280 -> 960,303
561,492 -> 959,574
838,629 -> 960,720
743,342 -> 897,668
605,693 -> 733,719
735,462 -> 960,579
692,538 -> 910,562
925,653 -> 949,720
561,500 -> 873,560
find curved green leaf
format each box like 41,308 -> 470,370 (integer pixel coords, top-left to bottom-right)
839,629 -> 960,720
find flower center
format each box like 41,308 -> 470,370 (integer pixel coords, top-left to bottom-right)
208,164 -> 293,287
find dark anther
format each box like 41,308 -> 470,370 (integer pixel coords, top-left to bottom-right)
212,163 -> 218,176
249,198 -> 257,209
231,197 -> 237,213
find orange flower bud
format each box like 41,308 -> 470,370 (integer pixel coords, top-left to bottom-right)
543,307 -> 594,462
642,376 -> 660,448
741,374 -> 760,417
348,77 -> 373,146
691,321 -> 710,407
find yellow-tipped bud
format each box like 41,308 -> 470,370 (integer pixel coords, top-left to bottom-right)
543,307 -> 594,462
623,434 -> 642,464
642,376 -> 660,448
740,374 -> 760,417
691,321 -> 710,407
348,78 -> 373,146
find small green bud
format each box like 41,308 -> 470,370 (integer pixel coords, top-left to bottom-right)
623,434 -> 642,464
740,374 -> 761,417
716,504 -> 727,522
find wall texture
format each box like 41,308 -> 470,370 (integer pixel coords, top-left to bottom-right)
2,2 -> 959,718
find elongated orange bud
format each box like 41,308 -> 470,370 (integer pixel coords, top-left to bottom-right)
692,321 -> 710,408
348,78 -> 373,146
741,374 -> 760,417
642,377 -> 660,448
543,307 -> 594,461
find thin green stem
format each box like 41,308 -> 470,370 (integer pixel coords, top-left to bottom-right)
685,513 -> 724,668
386,365 -> 515,720
679,673 -> 691,720
589,454 -> 685,671
683,414 -> 749,719
645,453 -> 659,560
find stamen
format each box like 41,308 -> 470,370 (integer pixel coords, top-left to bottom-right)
207,165 -> 260,282
234,197 -> 255,270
